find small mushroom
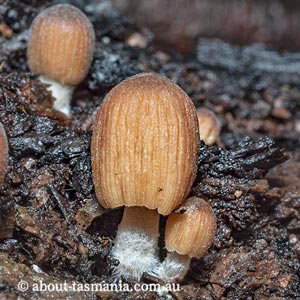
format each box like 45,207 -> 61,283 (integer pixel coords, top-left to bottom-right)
0,122 -> 8,186
91,73 -> 199,280
196,108 -> 221,145
27,4 -> 95,115
153,197 -> 216,282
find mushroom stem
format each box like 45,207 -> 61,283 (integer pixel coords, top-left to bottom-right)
39,75 -> 74,115
111,206 -> 160,280
152,252 -> 190,282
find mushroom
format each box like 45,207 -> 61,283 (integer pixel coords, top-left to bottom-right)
0,122 -> 8,186
91,73 -> 199,280
196,108 -> 221,145
27,4 -> 95,115
153,197 -> 216,282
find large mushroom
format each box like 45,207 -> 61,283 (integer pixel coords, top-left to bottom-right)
91,73 -> 199,280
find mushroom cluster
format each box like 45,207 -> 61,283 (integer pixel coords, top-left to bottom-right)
27,4 -> 95,115
26,5 -> 217,282
91,73 -> 216,281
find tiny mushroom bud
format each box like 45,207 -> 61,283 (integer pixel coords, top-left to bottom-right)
196,108 -> 221,145
91,73 -> 199,280
154,197 -> 216,282
27,4 -> 95,115
0,122 -> 8,186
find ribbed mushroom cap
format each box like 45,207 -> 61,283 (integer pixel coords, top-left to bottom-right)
91,73 -> 199,215
27,4 -> 95,86
165,197 -> 216,258
0,122 -> 8,186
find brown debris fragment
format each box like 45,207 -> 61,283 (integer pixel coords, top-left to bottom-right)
75,199 -> 104,232
0,22 -> 13,38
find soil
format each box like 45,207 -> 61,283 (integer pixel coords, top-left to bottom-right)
0,0 -> 300,299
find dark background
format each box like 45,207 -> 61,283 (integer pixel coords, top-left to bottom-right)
112,0 -> 300,53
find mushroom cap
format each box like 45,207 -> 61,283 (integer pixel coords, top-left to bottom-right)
91,73 -> 199,215
165,197 -> 216,258
196,108 -> 220,146
0,122 -> 9,186
27,4 -> 95,86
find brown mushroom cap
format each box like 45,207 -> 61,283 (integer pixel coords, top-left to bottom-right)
91,73 -> 200,215
0,122 -> 8,186
165,197 -> 216,258
27,4 -> 95,86
196,108 -> 220,146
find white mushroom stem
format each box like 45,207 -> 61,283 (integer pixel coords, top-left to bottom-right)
39,75 -> 74,115
152,252 -> 190,282
111,206 -> 160,280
